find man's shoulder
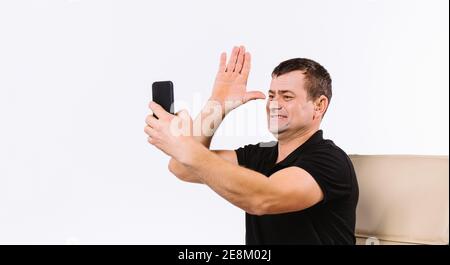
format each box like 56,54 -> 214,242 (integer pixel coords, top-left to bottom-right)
303,138 -> 353,169
235,141 -> 277,167
236,141 -> 277,152
314,138 -> 349,156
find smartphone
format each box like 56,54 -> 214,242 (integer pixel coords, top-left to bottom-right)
152,81 -> 174,118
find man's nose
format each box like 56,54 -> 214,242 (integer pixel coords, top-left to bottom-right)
269,100 -> 282,110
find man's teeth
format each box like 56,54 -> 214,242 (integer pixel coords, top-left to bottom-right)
271,115 -> 287,118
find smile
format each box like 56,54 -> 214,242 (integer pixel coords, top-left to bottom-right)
270,115 -> 287,119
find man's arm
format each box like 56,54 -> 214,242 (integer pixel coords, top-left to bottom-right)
146,104 -> 323,214
179,141 -> 324,215
168,45 -> 264,183
169,150 -> 236,184
168,100 -> 237,184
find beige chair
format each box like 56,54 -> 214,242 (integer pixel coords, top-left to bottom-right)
349,155 -> 449,245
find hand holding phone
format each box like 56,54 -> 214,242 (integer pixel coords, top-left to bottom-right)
152,81 -> 174,118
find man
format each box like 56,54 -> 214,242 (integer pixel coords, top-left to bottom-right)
144,46 -> 359,245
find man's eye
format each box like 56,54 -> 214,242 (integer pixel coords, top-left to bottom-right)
268,95 -> 274,99
284,96 -> 293,100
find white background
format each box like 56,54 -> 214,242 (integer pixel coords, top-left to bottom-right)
0,0 -> 448,244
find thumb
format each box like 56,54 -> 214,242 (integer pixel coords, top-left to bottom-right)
176,109 -> 189,118
149,101 -> 170,120
243,91 -> 266,103
174,109 -> 192,136
175,109 -> 192,123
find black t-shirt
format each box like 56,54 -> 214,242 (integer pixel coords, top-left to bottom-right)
235,130 -> 359,245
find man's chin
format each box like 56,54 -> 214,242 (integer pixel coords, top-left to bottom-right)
268,124 -> 288,135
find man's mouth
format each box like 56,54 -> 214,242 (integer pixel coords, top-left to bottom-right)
270,114 -> 288,119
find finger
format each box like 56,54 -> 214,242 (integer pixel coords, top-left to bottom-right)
149,101 -> 170,120
145,114 -> 159,128
225,46 -> 239,72
235,46 -> 245,73
218,52 -> 227,73
144,125 -> 158,138
147,136 -> 156,145
243,90 -> 266,103
241,52 -> 251,77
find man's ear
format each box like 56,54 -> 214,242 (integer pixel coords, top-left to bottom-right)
313,95 -> 329,120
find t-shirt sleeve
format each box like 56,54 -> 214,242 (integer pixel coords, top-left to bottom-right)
293,148 -> 353,203
235,143 -> 260,168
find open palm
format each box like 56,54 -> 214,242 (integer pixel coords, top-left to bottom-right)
210,46 -> 265,112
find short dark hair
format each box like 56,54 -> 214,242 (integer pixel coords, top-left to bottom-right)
272,58 -> 332,115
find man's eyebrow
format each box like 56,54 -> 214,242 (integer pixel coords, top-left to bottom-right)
280,89 -> 296,94
268,89 -> 295,94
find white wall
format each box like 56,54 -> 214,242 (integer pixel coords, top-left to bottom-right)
0,0 -> 448,244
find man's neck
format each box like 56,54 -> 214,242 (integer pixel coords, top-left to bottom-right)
276,127 -> 319,163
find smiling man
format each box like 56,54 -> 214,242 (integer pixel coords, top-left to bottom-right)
144,46 -> 359,245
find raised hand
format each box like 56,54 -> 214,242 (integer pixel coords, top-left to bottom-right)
210,46 -> 265,114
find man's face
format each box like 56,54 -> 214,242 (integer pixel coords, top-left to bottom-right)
266,70 -> 316,137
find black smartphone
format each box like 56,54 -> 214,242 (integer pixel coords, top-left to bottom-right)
152,81 -> 174,118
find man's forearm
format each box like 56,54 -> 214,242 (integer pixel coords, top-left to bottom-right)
180,141 -> 272,215
169,100 -> 226,183
192,99 -> 226,148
